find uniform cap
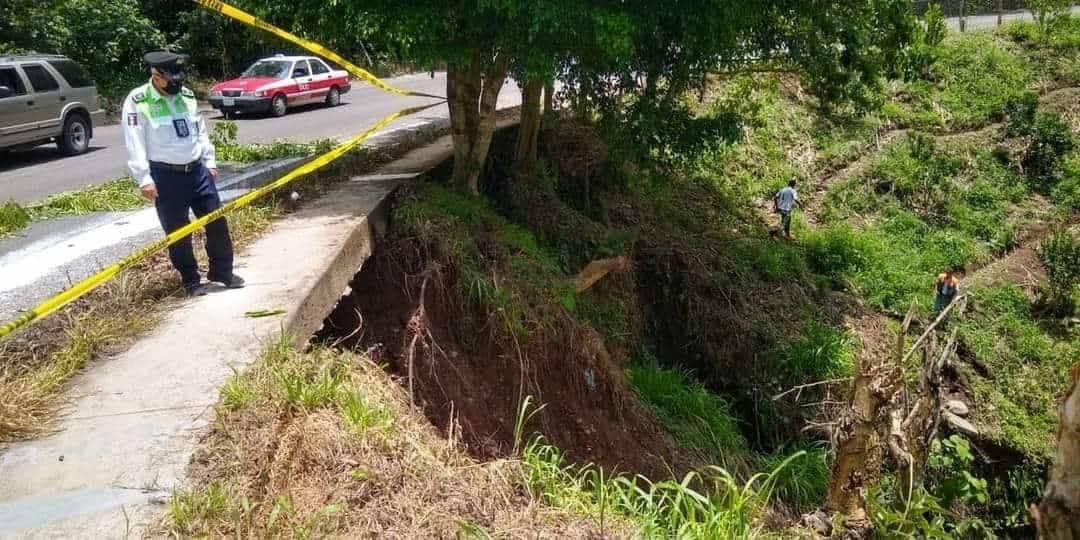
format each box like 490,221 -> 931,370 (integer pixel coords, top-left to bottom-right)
144,51 -> 189,71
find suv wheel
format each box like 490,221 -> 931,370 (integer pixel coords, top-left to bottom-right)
325,86 -> 341,107
270,94 -> 287,117
58,113 -> 90,156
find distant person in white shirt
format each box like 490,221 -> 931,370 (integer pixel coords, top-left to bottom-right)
774,179 -> 799,239
122,51 -> 243,297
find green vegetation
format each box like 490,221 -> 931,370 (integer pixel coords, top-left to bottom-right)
522,437 -> 803,538
0,201 -> 31,238
883,33 -> 1031,131
0,1 -> 415,105
775,322 -> 855,381
628,360 -> 747,467
0,178 -> 147,239
1037,230 -> 1080,315
807,130 -> 1048,313
210,121 -> 336,163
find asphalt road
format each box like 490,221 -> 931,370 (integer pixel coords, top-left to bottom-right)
945,6 -> 1080,30
0,72 -> 473,204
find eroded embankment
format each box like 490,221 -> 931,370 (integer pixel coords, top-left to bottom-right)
314,179 -> 691,480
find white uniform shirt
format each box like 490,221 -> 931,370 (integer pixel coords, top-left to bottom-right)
121,82 -> 216,187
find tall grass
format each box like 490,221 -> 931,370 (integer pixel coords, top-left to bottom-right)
522,437 -> 804,538
628,359 -> 749,468
777,321 -> 855,382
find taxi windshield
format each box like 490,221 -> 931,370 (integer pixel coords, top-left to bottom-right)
242,60 -> 291,79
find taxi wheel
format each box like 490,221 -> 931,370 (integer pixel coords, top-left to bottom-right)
325,86 -> 341,107
270,94 -> 287,117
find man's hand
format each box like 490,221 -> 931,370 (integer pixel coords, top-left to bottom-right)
140,183 -> 158,201
209,168 -> 218,181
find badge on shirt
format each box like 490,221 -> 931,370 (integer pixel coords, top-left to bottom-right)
173,118 -> 190,138
127,113 -> 138,126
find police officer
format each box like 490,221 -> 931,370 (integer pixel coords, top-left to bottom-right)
122,51 -> 244,297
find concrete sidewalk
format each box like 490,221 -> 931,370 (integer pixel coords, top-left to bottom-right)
0,131 -> 460,538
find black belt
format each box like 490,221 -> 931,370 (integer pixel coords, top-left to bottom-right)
149,160 -> 200,173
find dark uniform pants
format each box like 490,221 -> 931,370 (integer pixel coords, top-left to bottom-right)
150,163 -> 233,289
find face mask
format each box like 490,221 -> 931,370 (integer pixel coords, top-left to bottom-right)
155,69 -> 186,95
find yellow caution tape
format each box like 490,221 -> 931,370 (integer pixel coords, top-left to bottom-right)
0,101 -> 442,340
193,0 -> 444,100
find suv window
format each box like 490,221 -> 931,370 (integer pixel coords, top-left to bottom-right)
310,59 -> 330,75
47,59 -> 94,88
0,67 -> 27,96
22,64 -> 60,92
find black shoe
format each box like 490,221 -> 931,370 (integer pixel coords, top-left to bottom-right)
185,284 -> 208,297
210,274 -> 245,289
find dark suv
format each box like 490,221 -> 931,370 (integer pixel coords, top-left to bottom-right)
0,54 -> 105,156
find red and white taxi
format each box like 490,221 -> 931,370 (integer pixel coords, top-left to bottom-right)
208,55 -> 351,117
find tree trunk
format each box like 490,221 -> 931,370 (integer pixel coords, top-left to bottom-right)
826,307 -> 913,532
447,51 -> 510,195
1036,363 -> 1080,539
543,79 -> 555,118
514,79 -> 544,167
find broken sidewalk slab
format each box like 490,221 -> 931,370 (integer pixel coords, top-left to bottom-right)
0,131 -> 470,538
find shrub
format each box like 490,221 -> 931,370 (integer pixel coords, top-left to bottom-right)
1030,0 -> 1074,33
804,225 -> 869,279
1050,152 -> 1080,211
1023,112 -> 1075,191
1037,230 -> 1080,315
1004,92 -> 1039,136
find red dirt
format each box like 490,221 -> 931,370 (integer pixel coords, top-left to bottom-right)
317,239 -> 691,480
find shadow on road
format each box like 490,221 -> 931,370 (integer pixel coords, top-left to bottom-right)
0,146 -> 108,174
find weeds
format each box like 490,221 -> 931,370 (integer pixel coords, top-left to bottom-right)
777,322 -> 855,382
522,437 -> 803,538
956,283 -> 1070,461
0,200 -> 31,237
628,358 -> 749,468
338,390 -> 392,436
211,120 -> 336,163
0,178 -> 146,238
1036,229 -> 1080,315
0,267 -> 170,441
760,444 -> 831,512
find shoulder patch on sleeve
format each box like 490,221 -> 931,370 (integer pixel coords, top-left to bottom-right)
132,91 -> 146,103
181,87 -> 195,98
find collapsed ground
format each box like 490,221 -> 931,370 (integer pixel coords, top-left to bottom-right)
166,20 -> 1079,538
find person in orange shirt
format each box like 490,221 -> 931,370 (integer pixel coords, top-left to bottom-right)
934,270 -> 960,316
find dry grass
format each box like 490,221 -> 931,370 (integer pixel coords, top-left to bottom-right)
167,341 -> 617,538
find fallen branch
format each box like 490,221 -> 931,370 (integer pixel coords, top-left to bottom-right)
773,377 -> 852,401
573,256 -> 630,293
899,295 -> 967,366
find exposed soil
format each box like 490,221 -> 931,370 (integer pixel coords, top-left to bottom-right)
315,229 -> 691,480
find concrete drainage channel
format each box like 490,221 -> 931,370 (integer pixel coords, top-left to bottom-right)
0,120 -> 516,538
